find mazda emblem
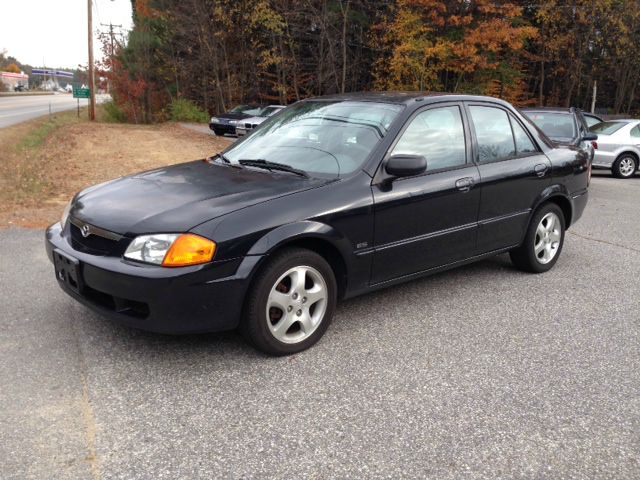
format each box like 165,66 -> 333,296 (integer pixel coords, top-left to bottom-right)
81,224 -> 91,237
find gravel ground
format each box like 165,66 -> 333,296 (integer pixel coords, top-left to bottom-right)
0,171 -> 638,479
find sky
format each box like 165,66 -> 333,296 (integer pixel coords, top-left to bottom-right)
0,0 -> 133,69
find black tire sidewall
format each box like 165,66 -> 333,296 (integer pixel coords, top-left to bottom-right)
243,248 -> 337,355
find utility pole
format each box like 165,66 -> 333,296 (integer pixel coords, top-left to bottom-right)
100,23 -> 122,95
87,0 -> 96,120
590,80 -> 597,114
100,22 -> 122,57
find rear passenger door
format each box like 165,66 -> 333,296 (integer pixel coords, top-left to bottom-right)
466,103 -> 551,254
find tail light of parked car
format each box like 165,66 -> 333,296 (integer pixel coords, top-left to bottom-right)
591,141 -> 598,150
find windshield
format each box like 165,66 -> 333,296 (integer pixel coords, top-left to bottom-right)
526,112 -> 576,140
223,101 -> 403,177
590,121 -> 627,135
229,105 -> 262,115
260,106 -> 284,117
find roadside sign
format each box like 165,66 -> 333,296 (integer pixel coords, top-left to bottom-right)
73,87 -> 90,99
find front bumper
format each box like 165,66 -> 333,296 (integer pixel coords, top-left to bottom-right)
45,222 -> 262,334
209,122 -> 237,135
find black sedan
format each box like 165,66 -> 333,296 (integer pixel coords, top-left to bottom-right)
46,92 -> 590,355
209,105 -> 264,136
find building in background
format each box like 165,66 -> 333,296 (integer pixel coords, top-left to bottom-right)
1,71 -> 29,90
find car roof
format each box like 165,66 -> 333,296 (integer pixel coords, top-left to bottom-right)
522,107 -> 576,114
304,91 -> 514,107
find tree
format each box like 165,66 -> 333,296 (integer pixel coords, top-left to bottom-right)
2,63 -> 21,73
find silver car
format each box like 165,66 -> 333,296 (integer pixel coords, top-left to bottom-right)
236,105 -> 285,136
590,120 -> 640,178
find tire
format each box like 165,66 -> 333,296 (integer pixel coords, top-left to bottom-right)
510,203 -> 565,273
241,248 -> 337,355
612,154 -> 637,178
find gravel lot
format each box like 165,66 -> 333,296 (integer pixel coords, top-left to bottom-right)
1,171 -> 638,479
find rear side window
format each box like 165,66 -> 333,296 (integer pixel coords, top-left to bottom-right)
631,125 -> 640,138
469,106 -> 515,162
392,105 -> 467,171
589,121 -> 627,135
509,116 -> 537,154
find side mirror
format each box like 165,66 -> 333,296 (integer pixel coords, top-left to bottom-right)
385,154 -> 427,177
582,132 -> 598,142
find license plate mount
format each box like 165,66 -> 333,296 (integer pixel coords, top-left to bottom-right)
53,249 -> 83,294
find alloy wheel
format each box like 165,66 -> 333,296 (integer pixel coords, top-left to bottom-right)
619,157 -> 636,177
266,266 -> 328,344
534,212 -> 562,264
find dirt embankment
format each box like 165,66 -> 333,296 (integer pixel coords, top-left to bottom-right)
0,113 -> 230,228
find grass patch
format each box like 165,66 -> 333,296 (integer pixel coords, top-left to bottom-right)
101,101 -> 128,123
15,108 -> 87,152
170,98 -> 209,123
0,109 -> 229,228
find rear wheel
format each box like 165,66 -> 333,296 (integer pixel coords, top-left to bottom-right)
510,203 -> 565,273
612,154 -> 637,178
241,248 -> 337,355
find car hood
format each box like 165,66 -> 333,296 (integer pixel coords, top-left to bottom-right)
216,112 -> 252,121
241,116 -> 267,124
70,160 -> 331,235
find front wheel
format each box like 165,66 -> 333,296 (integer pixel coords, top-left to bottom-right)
241,248 -> 337,355
612,154 -> 637,178
510,203 -> 565,273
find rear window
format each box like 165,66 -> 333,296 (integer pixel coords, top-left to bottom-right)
525,112 -> 576,140
590,121 -> 627,135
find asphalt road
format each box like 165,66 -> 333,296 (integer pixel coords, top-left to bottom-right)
1,171 -> 638,479
0,94 -> 92,128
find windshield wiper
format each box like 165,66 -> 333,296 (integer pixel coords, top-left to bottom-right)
238,159 -> 309,178
216,152 -> 231,163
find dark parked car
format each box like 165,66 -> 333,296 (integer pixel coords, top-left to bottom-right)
47,93 -> 590,355
209,105 -> 264,136
522,107 -> 598,162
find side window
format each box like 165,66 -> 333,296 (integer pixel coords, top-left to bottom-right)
631,125 -> 640,138
392,105 -> 466,171
469,106 -> 515,162
509,115 -> 537,154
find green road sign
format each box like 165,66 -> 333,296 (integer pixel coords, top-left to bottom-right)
73,87 -> 90,99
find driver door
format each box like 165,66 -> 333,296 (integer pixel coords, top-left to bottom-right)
371,103 -> 481,284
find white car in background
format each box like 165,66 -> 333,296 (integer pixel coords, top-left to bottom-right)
590,119 -> 640,178
236,105 -> 285,136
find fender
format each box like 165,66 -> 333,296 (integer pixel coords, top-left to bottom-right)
247,220 -> 354,261
521,184 -> 574,244
532,183 -> 572,213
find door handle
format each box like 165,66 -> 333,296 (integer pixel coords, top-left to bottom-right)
534,163 -> 548,177
455,177 -> 474,192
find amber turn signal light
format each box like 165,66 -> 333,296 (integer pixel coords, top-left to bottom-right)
162,234 -> 216,267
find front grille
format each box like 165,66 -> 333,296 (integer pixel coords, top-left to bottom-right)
69,219 -> 123,255
83,284 -> 150,319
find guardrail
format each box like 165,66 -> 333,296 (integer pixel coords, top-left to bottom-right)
0,91 -> 56,98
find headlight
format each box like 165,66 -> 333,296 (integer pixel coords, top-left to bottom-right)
229,120 -> 238,125
124,233 -> 216,267
61,199 -> 72,227
210,117 -> 219,124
